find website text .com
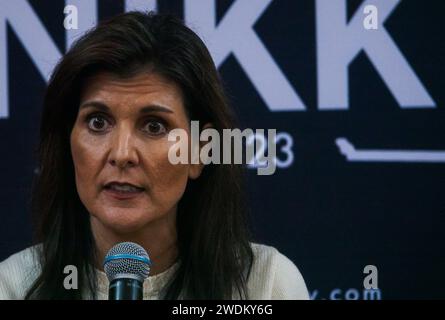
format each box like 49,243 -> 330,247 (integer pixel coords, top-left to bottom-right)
310,288 -> 382,300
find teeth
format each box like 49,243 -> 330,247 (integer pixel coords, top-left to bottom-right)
109,184 -> 141,192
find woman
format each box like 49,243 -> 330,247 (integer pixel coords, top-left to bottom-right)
0,12 -> 308,300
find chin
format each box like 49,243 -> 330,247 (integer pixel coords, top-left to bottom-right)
94,207 -> 155,235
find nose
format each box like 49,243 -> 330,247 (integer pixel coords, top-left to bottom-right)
108,124 -> 139,169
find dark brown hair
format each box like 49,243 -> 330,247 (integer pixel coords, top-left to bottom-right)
26,11 -> 253,299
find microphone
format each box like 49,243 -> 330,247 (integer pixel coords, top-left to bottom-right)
103,242 -> 151,300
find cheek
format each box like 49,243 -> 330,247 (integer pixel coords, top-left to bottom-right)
70,128 -> 105,195
143,140 -> 191,206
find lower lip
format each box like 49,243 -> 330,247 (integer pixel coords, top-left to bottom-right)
103,187 -> 145,200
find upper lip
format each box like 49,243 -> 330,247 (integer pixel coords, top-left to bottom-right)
103,181 -> 145,190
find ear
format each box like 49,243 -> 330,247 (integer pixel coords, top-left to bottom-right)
188,122 -> 213,180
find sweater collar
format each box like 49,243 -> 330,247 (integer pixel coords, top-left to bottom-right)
95,261 -> 180,299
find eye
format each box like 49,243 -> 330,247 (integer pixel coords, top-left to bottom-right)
87,115 -> 110,132
142,119 -> 167,136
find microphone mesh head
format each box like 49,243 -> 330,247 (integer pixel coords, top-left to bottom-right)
103,242 -> 151,282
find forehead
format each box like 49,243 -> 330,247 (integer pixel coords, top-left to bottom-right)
80,71 -> 185,111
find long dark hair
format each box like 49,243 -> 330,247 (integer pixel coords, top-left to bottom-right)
25,11 -> 253,299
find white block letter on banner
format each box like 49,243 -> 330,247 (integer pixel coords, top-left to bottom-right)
0,0 -> 62,119
316,0 -> 435,110
185,0 -> 306,111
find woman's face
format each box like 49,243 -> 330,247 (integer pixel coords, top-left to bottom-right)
70,71 -> 202,234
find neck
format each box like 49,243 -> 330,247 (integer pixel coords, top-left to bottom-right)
91,211 -> 178,276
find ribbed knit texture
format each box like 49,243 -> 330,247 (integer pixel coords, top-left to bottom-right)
0,243 -> 309,300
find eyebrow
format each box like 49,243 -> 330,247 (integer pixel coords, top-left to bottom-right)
79,101 -> 174,114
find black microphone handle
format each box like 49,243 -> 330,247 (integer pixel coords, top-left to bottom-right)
108,278 -> 143,300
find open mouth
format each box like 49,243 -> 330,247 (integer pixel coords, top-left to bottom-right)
103,182 -> 145,197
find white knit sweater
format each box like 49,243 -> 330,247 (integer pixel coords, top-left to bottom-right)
0,243 -> 309,300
